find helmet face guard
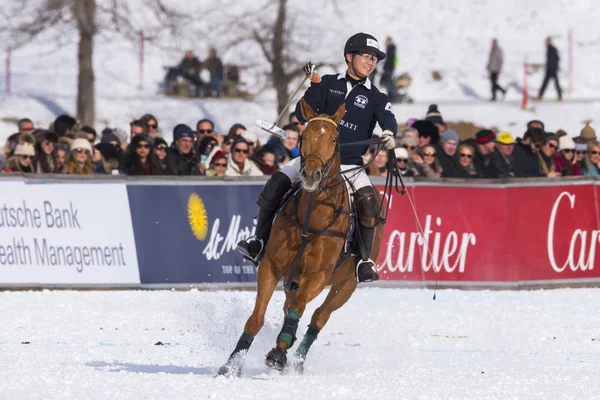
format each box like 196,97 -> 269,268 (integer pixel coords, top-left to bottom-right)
344,33 -> 386,61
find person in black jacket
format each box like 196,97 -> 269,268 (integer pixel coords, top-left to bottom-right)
380,36 -> 397,102
165,124 -> 201,175
237,32 -> 398,283
511,127 -> 546,177
485,132 -> 516,178
536,37 -> 563,101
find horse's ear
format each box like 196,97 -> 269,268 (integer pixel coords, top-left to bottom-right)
331,103 -> 346,125
300,98 -> 317,121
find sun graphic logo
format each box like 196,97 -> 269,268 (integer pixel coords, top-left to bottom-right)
188,193 -> 209,241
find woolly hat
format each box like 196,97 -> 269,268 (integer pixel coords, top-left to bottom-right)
559,135 -> 576,151
70,138 -> 93,153
581,123 -> 596,140
204,145 -> 225,170
95,143 -> 119,161
209,149 -> 226,165
545,132 -> 560,143
439,129 -> 459,145
242,129 -> 259,147
475,129 -> 496,144
14,142 -> 35,157
394,147 -> 409,160
496,132 -> 516,145
425,104 -> 444,125
114,128 -> 128,145
232,135 -> 250,150
173,124 -> 194,141
101,128 -> 121,145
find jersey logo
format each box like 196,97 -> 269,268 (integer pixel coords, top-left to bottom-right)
329,89 -> 345,96
354,95 -> 368,109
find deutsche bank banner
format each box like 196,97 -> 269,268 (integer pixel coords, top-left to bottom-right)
0,181 -> 140,284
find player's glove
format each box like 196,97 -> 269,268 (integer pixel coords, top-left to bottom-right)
303,61 -> 316,75
381,130 -> 396,150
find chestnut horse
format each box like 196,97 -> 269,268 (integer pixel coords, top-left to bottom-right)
218,98 -> 384,376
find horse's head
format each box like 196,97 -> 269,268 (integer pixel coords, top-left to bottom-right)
298,98 -> 346,192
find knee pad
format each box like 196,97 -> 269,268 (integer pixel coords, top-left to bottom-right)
257,171 -> 292,211
355,186 -> 378,227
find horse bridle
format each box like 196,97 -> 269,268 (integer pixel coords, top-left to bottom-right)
299,116 -> 340,184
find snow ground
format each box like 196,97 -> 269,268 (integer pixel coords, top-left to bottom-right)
1,288 -> 599,399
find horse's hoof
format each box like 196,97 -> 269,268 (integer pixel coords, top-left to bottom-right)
217,359 -> 242,377
291,359 -> 304,374
265,347 -> 287,371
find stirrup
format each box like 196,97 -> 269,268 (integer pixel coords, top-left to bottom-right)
237,236 -> 264,266
356,258 -> 379,283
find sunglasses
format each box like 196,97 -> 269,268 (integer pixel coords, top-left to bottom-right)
198,129 -> 213,134
20,155 -> 33,160
460,154 -> 473,159
562,149 -> 573,154
137,143 -> 150,149
234,148 -> 249,154
402,145 -> 416,150
547,143 -> 558,150
154,145 -> 166,150
148,124 -> 158,129
423,152 -> 436,156
591,151 -> 600,156
396,158 -> 407,163
214,163 -> 227,168
575,151 -> 586,155
74,148 -> 91,155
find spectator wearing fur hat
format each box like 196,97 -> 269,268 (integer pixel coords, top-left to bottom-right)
34,129 -> 59,173
3,141 -> 36,173
166,124 -> 200,175
580,122 -> 596,144
553,135 -> 581,176
436,129 -> 460,177
485,132 -> 516,178
206,149 -> 228,177
226,136 -> 263,177
123,134 -> 163,175
412,120 -> 439,147
66,138 -> 94,174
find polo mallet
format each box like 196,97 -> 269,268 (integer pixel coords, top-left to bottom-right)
255,64 -> 316,139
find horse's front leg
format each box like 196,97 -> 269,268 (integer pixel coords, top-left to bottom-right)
265,270 -> 329,371
218,259 -> 279,377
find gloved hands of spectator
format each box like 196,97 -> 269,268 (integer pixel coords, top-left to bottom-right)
381,130 -> 396,150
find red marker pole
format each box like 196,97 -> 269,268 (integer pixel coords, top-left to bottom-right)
521,58 -> 528,109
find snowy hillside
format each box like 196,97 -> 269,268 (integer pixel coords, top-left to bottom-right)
1,0 -> 600,144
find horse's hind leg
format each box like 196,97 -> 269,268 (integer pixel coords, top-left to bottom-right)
217,259 -> 279,377
293,274 -> 357,373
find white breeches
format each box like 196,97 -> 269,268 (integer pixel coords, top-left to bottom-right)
280,157 -> 372,192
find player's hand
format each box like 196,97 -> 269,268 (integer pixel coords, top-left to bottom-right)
303,61 -> 316,75
381,130 -> 395,150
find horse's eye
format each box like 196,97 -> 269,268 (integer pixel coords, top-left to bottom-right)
332,137 -> 338,143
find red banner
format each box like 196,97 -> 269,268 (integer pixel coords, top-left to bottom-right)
375,182 -> 600,285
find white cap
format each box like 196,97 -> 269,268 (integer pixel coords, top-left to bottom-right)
394,147 -> 409,159
242,129 -> 258,146
559,135 -> 575,151
70,138 -> 93,153
14,143 -> 35,156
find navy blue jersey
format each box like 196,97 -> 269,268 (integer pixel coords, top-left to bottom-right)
294,72 -> 398,165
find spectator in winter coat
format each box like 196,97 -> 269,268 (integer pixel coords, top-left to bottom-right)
95,143 -> 122,174
511,127 -> 545,177
437,129 -> 460,178
251,145 -> 278,175
18,118 -> 35,134
205,48 -> 224,97
178,50 -> 205,96
140,114 -> 160,138
486,132 -> 516,178
536,37 -> 563,101
414,145 -> 441,178
412,119 -> 439,147
123,134 -> 164,175
487,39 -> 506,101
3,142 -> 36,173
582,142 -> 600,176
225,136 -> 263,177
461,129 -> 496,176
206,149 -> 228,177
166,124 -> 201,175
394,147 -> 415,177
553,135 -> 581,176
153,137 -> 169,172
53,114 -> 78,138
537,133 -> 561,177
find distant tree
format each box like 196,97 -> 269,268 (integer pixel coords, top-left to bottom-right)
0,0 -> 191,126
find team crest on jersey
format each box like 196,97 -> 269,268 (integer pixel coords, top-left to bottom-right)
354,95 -> 368,109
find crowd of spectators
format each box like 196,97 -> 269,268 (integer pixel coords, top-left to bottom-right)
1,105 -> 599,179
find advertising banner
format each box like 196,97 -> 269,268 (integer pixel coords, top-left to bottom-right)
376,183 -> 600,285
128,184 -> 261,284
0,181 -> 140,284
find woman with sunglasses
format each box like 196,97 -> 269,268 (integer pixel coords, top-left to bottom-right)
414,144 -> 441,178
66,138 -> 95,174
206,149 -> 228,177
580,141 -> 600,176
553,136 -> 581,176
3,142 -> 37,173
153,137 -> 169,172
456,143 -> 480,178
123,134 -> 164,175
33,129 -> 59,173
226,136 -> 263,177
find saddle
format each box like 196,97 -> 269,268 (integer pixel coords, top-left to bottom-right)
275,182 -> 358,273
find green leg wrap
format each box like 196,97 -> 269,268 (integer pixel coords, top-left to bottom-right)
276,309 -> 300,348
294,324 -> 320,360
231,331 -> 254,356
